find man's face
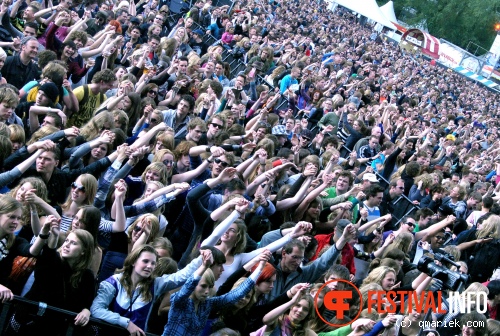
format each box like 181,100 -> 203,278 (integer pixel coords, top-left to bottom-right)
23,26 -> 36,37
178,60 -> 188,74
187,126 -> 204,142
367,192 -> 383,207
208,118 -> 223,136
215,63 -> 224,76
148,38 -> 160,50
41,116 -> 57,128
402,218 -> 416,233
153,14 -> 164,25
211,154 -> 229,177
369,138 -> 378,149
467,198 -> 478,209
23,7 -> 34,20
336,176 -> 350,193
392,181 -> 405,197
281,246 -> 304,273
205,62 -> 215,74
36,151 -> 58,174
255,127 -> 267,141
131,28 -> 141,39
176,99 -> 191,117
100,3 -> 109,11
118,12 -> 128,23
431,233 -> 446,249
235,76 -> 245,89
22,40 -> 39,60
291,68 -> 300,78
0,101 -> 14,121
99,80 -> 116,93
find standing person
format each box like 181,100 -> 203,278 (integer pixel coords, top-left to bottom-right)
163,250 -> 266,336
1,36 -> 39,89
66,69 -> 117,128
162,95 -> 196,141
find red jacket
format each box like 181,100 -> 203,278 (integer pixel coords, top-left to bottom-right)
312,233 -> 356,275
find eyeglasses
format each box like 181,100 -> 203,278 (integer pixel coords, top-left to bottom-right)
150,118 -> 158,123
71,182 -> 85,192
163,159 -> 173,166
149,90 -> 158,96
133,226 -> 143,232
288,254 -> 305,261
405,221 -> 416,227
214,158 -> 229,167
301,136 -> 311,142
211,123 -> 223,129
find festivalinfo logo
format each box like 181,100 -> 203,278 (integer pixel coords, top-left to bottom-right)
314,280 -> 488,327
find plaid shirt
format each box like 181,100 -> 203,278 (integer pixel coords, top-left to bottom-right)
163,274 -> 255,336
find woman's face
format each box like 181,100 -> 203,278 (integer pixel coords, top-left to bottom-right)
143,183 -> 160,198
147,87 -> 158,99
307,203 -> 320,219
381,271 -> 396,290
71,209 -> 86,231
145,169 -> 161,182
162,153 -> 174,171
16,182 -> 34,202
133,251 -> 157,279
71,177 -> 87,204
91,144 -> 108,160
118,96 -> 132,111
132,217 -> 150,242
289,299 -> 310,322
234,290 -> 253,309
193,277 -> 212,301
115,68 -> 127,80
0,208 -> 22,235
220,223 -> 239,246
353,121 -> 361,131
179,154 -> 190,168
61,232 -> 84,260
63,45 -> 75,58
256,274 -> 276,294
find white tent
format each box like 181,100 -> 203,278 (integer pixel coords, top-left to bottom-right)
334,0 -> 396,30
380,1 -> 398,24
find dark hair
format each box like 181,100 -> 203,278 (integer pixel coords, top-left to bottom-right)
200,245 -> 226,265
225,178 -> 246,193
277,147 -> 293,159
282,239 -> 306,254
483,196 -> 494,209
180,94 -> 195,111
365,184 -> 384,199
25,21 -> 39,31
487,280 -> 500,300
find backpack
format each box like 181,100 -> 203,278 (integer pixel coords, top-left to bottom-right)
466,238 -> 500,283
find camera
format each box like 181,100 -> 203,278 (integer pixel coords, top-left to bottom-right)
417,255 -> 469,292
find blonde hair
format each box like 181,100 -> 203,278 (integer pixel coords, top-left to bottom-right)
61,174 -> 98,210
383,232 -> 414,256
127,214 -> 160,244
80,111 -> 114,141
0,195 -> 23,249
141,162 -> 168,184
477,215 -> 500,239
362,266 -> 396,288
27,125 -> 59,145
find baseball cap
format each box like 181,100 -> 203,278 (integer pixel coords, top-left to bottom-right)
192,29 -> 204,36
363,173 -> 379,183
445,134 -> 456,142
272,125 -> 287,136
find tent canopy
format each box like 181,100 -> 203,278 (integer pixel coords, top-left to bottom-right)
380,1 -> 398,24
334,0 -> 396,30
401,28 -> 440,59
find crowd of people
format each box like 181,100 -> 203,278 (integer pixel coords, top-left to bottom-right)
0,0 -> 500,335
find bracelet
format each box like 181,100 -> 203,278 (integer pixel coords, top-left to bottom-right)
31,211 -> 38,215
206,146 -> 211,152
207,157 -> 213,164
39,232 -> 50,240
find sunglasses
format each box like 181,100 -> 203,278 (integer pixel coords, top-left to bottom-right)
406,222 -> 416,227
150,118 -> 159,123
163,159 -> 173,166
211,123 -> 223,129
71,182 -> 85,192
301,136 -> 311,142
214,158 -> 229,167
149,90 -> 158,96
133,226 -> 142,232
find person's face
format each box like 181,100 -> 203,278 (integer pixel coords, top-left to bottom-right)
281,246 -> 304,273
23,26 -> 36,37
118,96 -> 132,110
392,181 -> 405,196
133,251 -> 157,279
145,169 -> 161,182
0,207 -> 22,235
143,182 -> 160,198
149,38 -> 160,50
208,118 -> 223,136
369,138 -> 378,149
70,177 -> 88,203
403,218 -> 416,233
63,44 -> 75,58
285,118 -> 294,131
368,192 -> 383,207
61,232 -> 84,260
336,176 -> 350,193
352,121 -> 362,131
91,143 -> 108,160
153,14 -> 164,25
23,7 -> 34,20
289,299 -> 310,322
99,80 -> 116,93
215,64 -> 224,76
467,198 -> 478,209
162,153 -> 174,171
210,263 -> 224,280
147,87 -> 158,99
188,126 -> 204,142
193,277 -> 212,301
449,186 -> 460,198
462,325 -> 477,336
152,26 -> 161,36
178,61 -> 188,74
22,40 -> 39,59
100,3 -> 109,11
131,28 -> 141,39
177,99 -> 190,117
36,151 -> 58,174
118,12 -> 128,23
221,223 -> 239,245
381,271 -> 396,290
15,182 -> 33,202
419,216 -> 431,227
432,233 -> 446,249
205,61 -> 215,73
256,274 -> 276,295
71,209 -> 86,231
179,154 -> 190,168
0,101 -> 14,121
255,127 -> 267,141
235,76 -> 245,89
212,155 -> 229,177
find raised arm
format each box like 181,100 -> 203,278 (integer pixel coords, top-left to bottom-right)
293,174 -> 333,221
276,170 -> 315,211
111,180 -> 127,233
262,285 -> 310,328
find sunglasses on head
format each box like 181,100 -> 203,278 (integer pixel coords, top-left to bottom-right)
71,182 -> 85,192
214,158 -> 229,167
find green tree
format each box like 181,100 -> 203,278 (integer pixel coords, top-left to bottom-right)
376,0 -> 498,51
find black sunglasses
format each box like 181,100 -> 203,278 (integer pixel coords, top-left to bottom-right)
214,158 -> 229,167
163,159 -> 173,166
149,90 -> 158,96
71,182 -> 85,192
211,123 -> 223,129
150,118 -> 158,123
133,226 -> 142,232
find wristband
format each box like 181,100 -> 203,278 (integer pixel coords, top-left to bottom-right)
207,157 -> 213,164
205,146 -> 211,152
39,232 -> 50,239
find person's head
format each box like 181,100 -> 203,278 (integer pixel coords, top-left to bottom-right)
288,294 -> 315,325
141,162 -> 168,184
460,311 -> 488,336
281,239 -> 306,274
389,178 -> 405,197
467,192 -> 483,209
68,30 -> 88,49
251,262 -> 277,295
23,22 -> 38,37
20,36 -> 39,60
323,264 -> 350,290
35,147 -> 60,175
152,237 -> 173,258
60,229 -> 95,287
207,115 -> 225,137
0,195 -> 23,248
477,215 -> 500,239
200,245 -> 226,280
127,214 -> 160,244
0,87 -> 19,122
362,266 -> 397,291
192,268 -> 215,302
118,245 -> 158,302
336,170 -> 354,193
70,205 -> 101,243
405,161 -> 421,178
7,124 -> 25,152
365,184 -> 384,207
218,218 -> 247,254
91,69 -> 117,93
37,82 -> 60,106
487,280 -> 500,304
415,208 -> 434,230
65,174 -> 98,207
429,230 -> 447,250
176,95 -> 195,118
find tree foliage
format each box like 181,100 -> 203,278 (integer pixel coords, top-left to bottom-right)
376,0 -> 498,51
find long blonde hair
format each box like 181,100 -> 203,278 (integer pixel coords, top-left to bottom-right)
80,111 -> 115,141
0,195 -> 23,249
61,174 -> 97,211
